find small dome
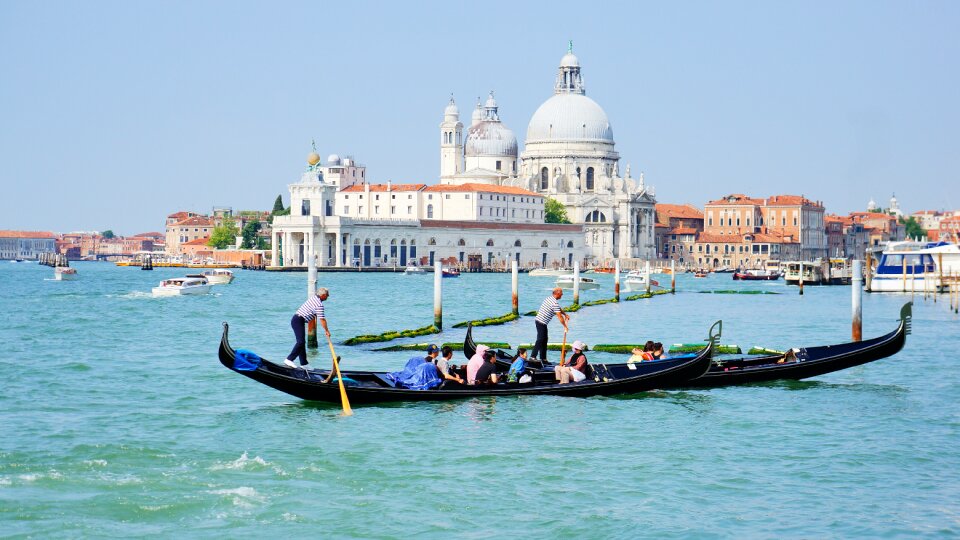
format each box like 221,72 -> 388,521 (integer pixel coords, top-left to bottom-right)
560,52 -> 579,68
465,122 -> 518,157
471,98 -> 483,126
485,92 -> 497,109
526,93 -> 613,143
444,96 -> 459,117
327,154 -> 341,165
307,152 -> 321,166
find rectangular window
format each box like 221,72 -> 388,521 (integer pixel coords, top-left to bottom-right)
445,194 -> 450,199
391,206 -> 396,213
375,205 -> 379,214
496,160 -> 502,171
428,194 -> 433,200
375,194 -> 380,200
359,206 -> 364,213
407,206 -> 412,213
344,195 -> 349,199
344,206 -> 349,214
392,194 -> 396,199
465,194 -> 470,199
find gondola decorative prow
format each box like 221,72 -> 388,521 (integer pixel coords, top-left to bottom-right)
463,322 -> 476,360
707,320 -> 722,359
900,302 -> 913,336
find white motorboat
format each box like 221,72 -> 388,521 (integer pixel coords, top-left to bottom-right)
528,267 -> 573,277
152,276 -> 212,297
403,265 -> 427,275
555,275 -> 600,290
189,269 -> 234,284
54,267 -> 78,281
869,241 -> 960,292
624,269 -> 660,290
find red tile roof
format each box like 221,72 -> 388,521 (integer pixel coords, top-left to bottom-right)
766,195 -> 821,207
0,230 -> 55,239
167,211 -> 195,220
706,194 -> 765,206
182,237 -> 211,246
423,183 -> 541,196
656,204 -> 703,220
670,227 -> 699,235
341,183 -> 427,193
174,217 -> 215,227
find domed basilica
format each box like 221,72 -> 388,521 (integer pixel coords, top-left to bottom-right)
439,45 -> 657,261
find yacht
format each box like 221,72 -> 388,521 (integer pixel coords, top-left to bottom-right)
152,276 -> 212,297
555,275 -> 600,290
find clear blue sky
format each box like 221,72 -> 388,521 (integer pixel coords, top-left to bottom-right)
1,1 -> 957,235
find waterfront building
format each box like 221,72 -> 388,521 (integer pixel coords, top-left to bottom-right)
935,215 -> 960,243
654,204 -> 704,265
848,212 -> 905,248
165,214 -> 215,255
0,230 -> 56,260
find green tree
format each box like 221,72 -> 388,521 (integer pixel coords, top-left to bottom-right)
207,218 -> 239,249
899,216 -> 926,240
272,195 -> 285,214
240,221 -> 262,249
102,230 -> 115,239
544,197 -> 571,224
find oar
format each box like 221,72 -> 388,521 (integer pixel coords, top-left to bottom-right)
325,334 -> 353,416
559,326 -> 569,366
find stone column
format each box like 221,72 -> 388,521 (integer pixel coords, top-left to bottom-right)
271,230 -> 278,267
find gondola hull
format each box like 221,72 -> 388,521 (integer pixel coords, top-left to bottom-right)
217,325 -> 716,404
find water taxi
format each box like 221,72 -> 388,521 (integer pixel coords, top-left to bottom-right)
403,265 -> 427,275
528,267 -> 573,277
783,261 -> 825,285
555,275 -> 600,290
732,269 -> 780,281
152,276 -> 212,297
193,269 -> 234,284
624,270 -> 659,289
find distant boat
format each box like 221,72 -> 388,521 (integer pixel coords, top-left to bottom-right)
528,267 -> 573,277
54,267 -> 78,281
442,268 -> 460,278
152,276 -> 212,297
555,275 -> 600,290
403,266 -> 426,275
732,269 -> 780,281
624,270 -> 659,289
188,269 -> 234,284
869,241 -> 960,292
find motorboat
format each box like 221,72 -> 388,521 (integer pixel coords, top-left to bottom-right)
783,261 -> 825,285
624,270 -> 659,289
555,275 -> 600,290
442,268 -> 460,278
54,267 -> 78,281
188,269 -> 234,284
732,269 -> 780,281
869,241 -> 960,292
403,266 -> 427,275
528,267 -> 573,277
152,276 -> 212,297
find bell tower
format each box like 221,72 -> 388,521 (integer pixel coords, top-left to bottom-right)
439,95 -> 463,181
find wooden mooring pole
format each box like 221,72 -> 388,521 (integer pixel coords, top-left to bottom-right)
671,259 -> 676,293
852,260 -> 862,341
865,251 -> 873,293
799,262 -> 805,296
511,260 -> 519,316
434,262 -> 443,329
614,259 -> 620,302
645,260 -> 652,294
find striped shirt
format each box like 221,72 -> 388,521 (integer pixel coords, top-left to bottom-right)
535,296 -> 562,325
295,295 -> 326,322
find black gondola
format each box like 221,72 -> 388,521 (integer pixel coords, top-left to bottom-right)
217,321 -> 719,404
465,303 -> 912,389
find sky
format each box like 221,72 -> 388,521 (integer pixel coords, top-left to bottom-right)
1,1 -> 958,235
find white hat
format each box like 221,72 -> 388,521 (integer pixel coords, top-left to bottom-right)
571,340 -> 586,351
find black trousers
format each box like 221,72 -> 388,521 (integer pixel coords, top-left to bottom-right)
287,314 -> 309,365
532,321 -> 549,361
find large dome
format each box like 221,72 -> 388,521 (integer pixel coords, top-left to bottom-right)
525,93 -> 613,144
465,121 -> 518,157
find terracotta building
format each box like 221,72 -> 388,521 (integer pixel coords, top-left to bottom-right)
654,204 -> 704,265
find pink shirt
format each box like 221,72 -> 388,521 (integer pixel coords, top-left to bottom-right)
466,345 -> 489,384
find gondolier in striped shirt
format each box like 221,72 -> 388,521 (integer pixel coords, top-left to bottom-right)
532,287 -> 568,364
285,288 -> 330,369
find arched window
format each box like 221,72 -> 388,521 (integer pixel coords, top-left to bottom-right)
576,167 -> 581,179
514,239 -> 522,247
540,167 -> 549,190
486,239 -> 495,247
428,237 -> 437,246
585,210 -> 607,223
586,167 -> 595,190
427,204 -> 434,219
567,241 -> 574,248
541,240 -> 549,248
457,238 -> 466,246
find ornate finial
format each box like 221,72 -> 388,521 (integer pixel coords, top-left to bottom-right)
568,40 -> 573,54
311,139 -> 318,153
449,92 -> 455,104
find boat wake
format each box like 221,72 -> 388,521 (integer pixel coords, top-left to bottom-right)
210,452 -> 285,475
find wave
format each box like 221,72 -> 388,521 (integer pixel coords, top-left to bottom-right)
208,486 -> 265,508
209,452 -> 286,476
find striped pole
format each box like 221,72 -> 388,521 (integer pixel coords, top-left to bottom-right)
614,259 -> 620,302
852,260 -> 862,342
434,262 -> 443,329
511,260 -> 519,316
865,250 -> 873,292
573,261 -> 581,305
799,262 -> 804,296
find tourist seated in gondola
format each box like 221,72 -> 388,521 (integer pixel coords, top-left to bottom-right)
555,341 -> 590,384
506,348 -> 529,383
396,359 -> 444,390
466,344 -> 490,384
474,350 -> 499,385
435,345 -> 464,384
652,342 -> 665,360
630,341 -> 656,362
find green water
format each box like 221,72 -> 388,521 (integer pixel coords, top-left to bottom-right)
2,262 -> 958,537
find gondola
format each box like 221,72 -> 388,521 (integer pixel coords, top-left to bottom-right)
217,322 -> 718,404
465,302 -> 912,389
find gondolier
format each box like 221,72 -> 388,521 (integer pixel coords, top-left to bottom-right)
532,288 -> 568,364
285,288 -> 330,369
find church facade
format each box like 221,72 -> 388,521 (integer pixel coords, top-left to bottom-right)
270,46 -> 655,268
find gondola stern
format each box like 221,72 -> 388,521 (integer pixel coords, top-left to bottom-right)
218,321 -> 236,369
900,302 -> 913,336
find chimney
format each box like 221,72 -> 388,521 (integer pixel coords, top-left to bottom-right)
387,180 -> 392,192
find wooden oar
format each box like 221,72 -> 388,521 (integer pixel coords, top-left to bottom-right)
325,335 -> 353,416
559,326 -> 569,366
